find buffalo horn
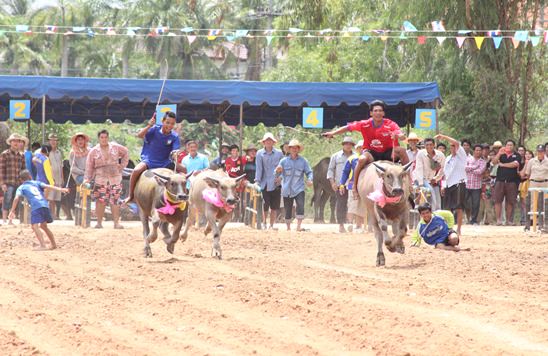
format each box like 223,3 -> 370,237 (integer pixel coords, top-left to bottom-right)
372,162 -> 386,173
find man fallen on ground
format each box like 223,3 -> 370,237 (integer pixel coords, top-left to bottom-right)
411,203 -> 466,252
9,170 -> 69,250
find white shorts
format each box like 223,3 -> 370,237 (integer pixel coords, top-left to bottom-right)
347,190 -> 362,216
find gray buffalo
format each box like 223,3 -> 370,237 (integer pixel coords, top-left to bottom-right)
357,161 -> 413,266
181,169 -> 246,259
134,168 -> 190,258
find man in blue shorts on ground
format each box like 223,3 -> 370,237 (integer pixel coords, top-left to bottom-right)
9,170 -> 69,250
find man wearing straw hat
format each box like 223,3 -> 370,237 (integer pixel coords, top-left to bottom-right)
327,136 -> 355,233
255,133 -> 284,230
0,133 -> 27,225
275,139 -> 313,232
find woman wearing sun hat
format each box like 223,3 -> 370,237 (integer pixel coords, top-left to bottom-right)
275,139 -> 313,232
69,132 -> 91,185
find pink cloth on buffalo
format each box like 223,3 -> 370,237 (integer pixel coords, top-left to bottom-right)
202,188 -> 234,212
367,178 -> 402,208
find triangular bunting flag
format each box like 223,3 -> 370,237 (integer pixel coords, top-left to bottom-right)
324,36 -> 332,41
127,29 -> 136,36
180,27 -> 193,33
226,35 -> 235,42
15,25 -> 29,32
544,31 -> 548,43
266,36 -> 273,45
436,37 -> 446,45
511,38 -> 520,48
361,35 -> 370,41
288,28 -> 302,33
431,21 -> 445,32
167,32 -> 176,37
456,36 -> 466,48
458,30 -> 471,35
417,36 -> 426,44
235,29 -> 248,38
530,36 -> 540,46
207,35 -> 217,40
474,36 -> 485,49
72,26 -> 86,32
86,29 -> 94,38
319,28 -> 332,34
187,35 -> 196,44
380,35 -> 388,41
45,25 -> 57,33
346,26 -> 361,33
64,30 -> 74,36
399,32 -> 406,39
403,21 -> 417,32
513,30 -> 528,42
492,36 -> 503,49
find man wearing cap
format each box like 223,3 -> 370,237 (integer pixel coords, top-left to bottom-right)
327,136 -> 355,233
0,133 -> 27,224
243,144 -> 257,183
255,133 -> 284,230
45,133 -> 63,219
523,144 -> 548,230
210,142 -> 230,171
322,100 -> 408,197
275,139 -> 313,232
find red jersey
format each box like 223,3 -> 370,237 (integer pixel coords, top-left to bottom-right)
224,155 -> 246,178
176,150 -> 188,164
347,118 -> 402,152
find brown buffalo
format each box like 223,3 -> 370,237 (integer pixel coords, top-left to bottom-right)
357,161 -> 413,266
133,168 -> 190,258
181,169 -> 246,259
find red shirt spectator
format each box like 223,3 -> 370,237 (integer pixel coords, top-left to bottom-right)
347,118 -> 402,152
176,150 -> 188,164
225,155 -> 246,178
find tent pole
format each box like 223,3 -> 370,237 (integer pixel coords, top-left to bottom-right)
239,104 -> 243,151
435,99 -> 440,137
218,112 -> 223,158
41,95 -> 46,144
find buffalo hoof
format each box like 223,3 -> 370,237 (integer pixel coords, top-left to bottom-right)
144,246 -> 152,258
395,244 -> 405,254
166,242 -> 175,254
376,253 -> 385,267
211,243 -> 222,260
385,244 -> 396,253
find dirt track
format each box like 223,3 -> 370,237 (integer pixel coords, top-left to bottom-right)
0,222 -> 547,355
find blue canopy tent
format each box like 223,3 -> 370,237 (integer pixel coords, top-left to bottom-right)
0,75 -> 441,143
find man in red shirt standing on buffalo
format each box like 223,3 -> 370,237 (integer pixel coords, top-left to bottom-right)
322,100 -> 408,197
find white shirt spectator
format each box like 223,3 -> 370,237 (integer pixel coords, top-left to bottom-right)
443,146 -> 468,188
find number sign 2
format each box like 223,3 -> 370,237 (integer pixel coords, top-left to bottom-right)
10,100 -> 31,121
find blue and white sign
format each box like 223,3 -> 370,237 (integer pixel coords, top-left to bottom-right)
156,104 -> 177,125
10,100 -> 31,120
415,109 -> 436,130
302,107 -> 324,129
